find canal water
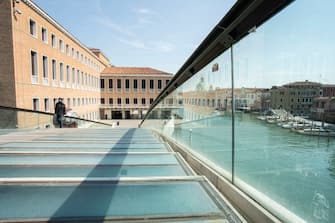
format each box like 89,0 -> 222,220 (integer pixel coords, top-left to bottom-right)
172,113 -> 335,223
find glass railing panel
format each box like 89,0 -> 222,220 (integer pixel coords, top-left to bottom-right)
142,49 -> 233,181
141,1 -> 335,222
0,106 -> 113,129
232,1 -> 335,222
0,108 -> 54,129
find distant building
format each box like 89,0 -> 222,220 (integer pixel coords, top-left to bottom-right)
322,84 -> 335,97
100,67 -> 172,119
270,81 -> 323,116
182,87 -> 270,116
311,97 -> 335,124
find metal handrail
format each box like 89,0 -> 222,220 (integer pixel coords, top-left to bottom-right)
0,105 -> 114,127
139,0 -> 293,126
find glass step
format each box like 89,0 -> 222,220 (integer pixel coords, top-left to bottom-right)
0,154 -> 179,165
0,147 -> 168,152
0,142 -> 167,149
0,165 -> 188,177
0,181 -> 226,221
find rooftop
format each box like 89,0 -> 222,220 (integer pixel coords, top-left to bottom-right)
283,80 -> 321,87
101,67 -> 172,76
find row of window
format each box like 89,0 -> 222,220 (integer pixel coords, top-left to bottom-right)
185,98 -> 219,107
100,79 -> 169,89
29,18 -> 101,72
281,91 -> 322,96
30,50 -> 99,89
101,98 -> 154,105
32,97 -> 100,112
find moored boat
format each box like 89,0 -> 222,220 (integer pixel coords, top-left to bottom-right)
296,128 -> 335,137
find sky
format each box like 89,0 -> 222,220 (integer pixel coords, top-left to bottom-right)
181,0 -> 335,91
33,0 -> 236,74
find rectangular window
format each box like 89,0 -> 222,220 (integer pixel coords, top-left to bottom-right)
109,79 -> 113,89
150,98 -> 154,104
66,65 -> 70,83
42,56 -> 48,78
142,98 -> 146,105
100,79 -> 105,89
109,98 -> 113,104
44,98 -> 49,112
60,63 -> 64,82
134,79 -> 138,89
29,19 -> 36,37
117,98 -> 121,105
78,98 -> 80,106
77,70 -> 80,85
142,80 -> 146,89
33,98 -> 39,111
59,39 -> 64,52
125,79 -> 130,88
72,68 -> 75,84
158,80 -> 162,89
52,59 -> 56,80
73,98 -> 76,107
51,34 -> 56,48
66,44 -> 69,55
166,79 -> 169,85
31,51 -> 38,76
67,98 -> 70,107
125,98 -> 129,104
72,48 -> 75,57
117,79 -> 121,88
100,98 -> 105,104
134,98 -> 138,104
41,27 -> 47,42
150,80 -> 154,89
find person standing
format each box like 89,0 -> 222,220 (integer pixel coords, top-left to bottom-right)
55,97 -> 66,128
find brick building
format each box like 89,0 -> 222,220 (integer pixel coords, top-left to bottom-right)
0,0 -> 172,126
311,97 -> 335,124
100,67 -> 172,119
0,0 -> 111,125
270,81 -> 323,116
322,84 -> 335,97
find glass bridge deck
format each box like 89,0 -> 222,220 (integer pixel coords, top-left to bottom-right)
0,128 -> 245,222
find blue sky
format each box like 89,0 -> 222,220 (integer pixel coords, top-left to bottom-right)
182,0 -> 335,90
33,0 -> 236,74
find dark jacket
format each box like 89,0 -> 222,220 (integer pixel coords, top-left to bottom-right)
55,101 -> 66,116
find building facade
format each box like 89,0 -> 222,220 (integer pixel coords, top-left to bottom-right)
0,0 -> 174,125
311,97 -> 335,124
322,84 -> 335,97
100,67 -> 172,119
0,0 -> 111,125
270,81 -> 323,116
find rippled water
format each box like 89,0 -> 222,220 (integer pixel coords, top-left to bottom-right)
172,113 -> 335,223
